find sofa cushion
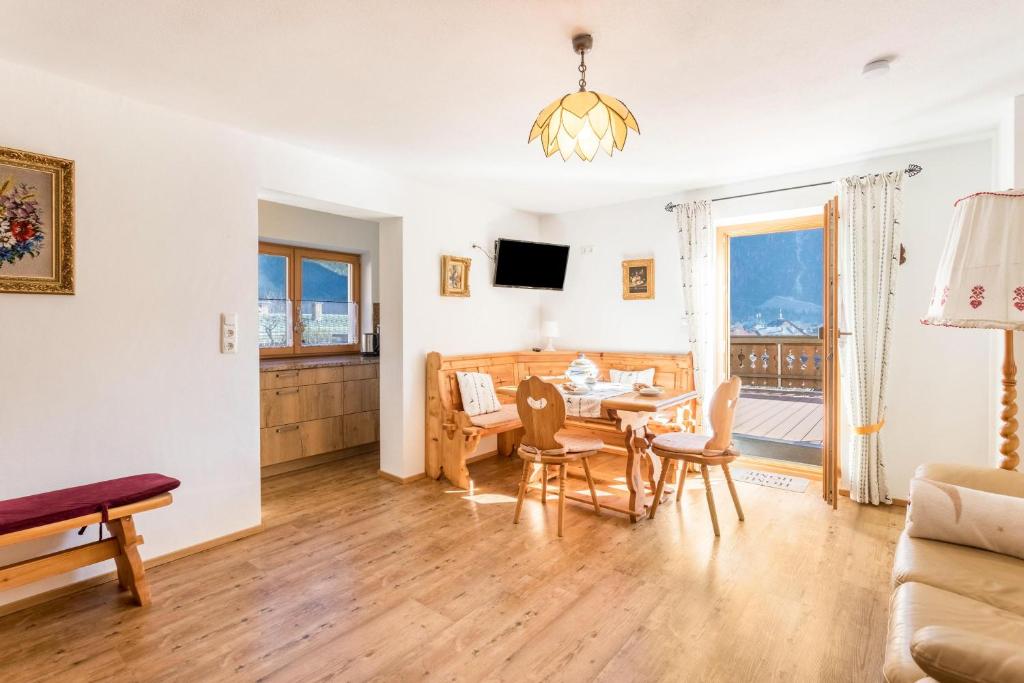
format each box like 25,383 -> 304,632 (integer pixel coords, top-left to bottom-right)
911,626 -> 1024,683
906,478 -> 1024,561
456,371 -> 501,417
915,464 -> 1024,499
468,403 -> 521,429
884,582 -> 1024,683
893,531 -> 1024,616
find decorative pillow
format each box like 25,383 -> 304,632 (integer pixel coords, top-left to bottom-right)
456,371 -> 501,417
907,478 -> 1024,561
610,368 -> 655,386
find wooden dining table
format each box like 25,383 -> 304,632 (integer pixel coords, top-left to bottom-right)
496,382 -> 699,521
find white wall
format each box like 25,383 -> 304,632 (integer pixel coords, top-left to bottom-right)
0,58 -> 540,606
0,60 -> 261,604
258,200 -> 380,334
992,96 -> 1024,467
539,139 -> 997,499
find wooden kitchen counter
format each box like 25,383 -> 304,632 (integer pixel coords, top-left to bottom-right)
260,354 -> 379,373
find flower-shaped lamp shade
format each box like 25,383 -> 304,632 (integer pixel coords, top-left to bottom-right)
922,190 -> 1024,330
529,91 -> 639,161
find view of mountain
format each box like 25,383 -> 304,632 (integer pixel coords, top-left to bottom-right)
730,228 -> 823,336
258,254 -> 350,302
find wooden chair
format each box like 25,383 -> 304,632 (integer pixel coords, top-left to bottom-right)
512,376 -> 603,538
648,376 -> 744,536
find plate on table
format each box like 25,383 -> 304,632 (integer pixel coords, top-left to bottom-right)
562,383 -> 591,396
638,386 -> 665,397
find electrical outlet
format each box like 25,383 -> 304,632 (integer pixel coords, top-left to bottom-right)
581,245 -> 595,255
221,313 -> 238,354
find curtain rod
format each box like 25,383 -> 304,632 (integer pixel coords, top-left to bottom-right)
663,163 -> 922,212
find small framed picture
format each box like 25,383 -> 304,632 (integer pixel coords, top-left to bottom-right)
0,146 -> 75,295
622,259 -> 654,300
440,255 -> 471,297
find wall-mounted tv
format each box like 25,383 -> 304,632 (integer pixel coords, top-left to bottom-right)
493,238 -> 570,291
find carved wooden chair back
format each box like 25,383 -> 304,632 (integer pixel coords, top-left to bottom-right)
704,376 -> 742,452
515,376 -> 566,453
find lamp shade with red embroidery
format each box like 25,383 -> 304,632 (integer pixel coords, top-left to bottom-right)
922,190 -> 1024,330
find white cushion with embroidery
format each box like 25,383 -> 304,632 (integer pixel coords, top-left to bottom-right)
456,371 -> 501,417
610,368 -> 656,386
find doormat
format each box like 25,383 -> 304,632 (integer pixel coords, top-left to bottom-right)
731,468 -> 810,493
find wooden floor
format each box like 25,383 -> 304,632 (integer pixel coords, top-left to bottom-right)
734,392 -> 824,445
0,452 -> 903,682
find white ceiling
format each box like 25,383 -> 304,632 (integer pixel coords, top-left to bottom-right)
2,1 -> 1023,214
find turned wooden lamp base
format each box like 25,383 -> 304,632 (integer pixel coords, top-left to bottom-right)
1000,329 -> 1020,471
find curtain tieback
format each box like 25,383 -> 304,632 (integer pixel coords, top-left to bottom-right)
853,419 -> 885,435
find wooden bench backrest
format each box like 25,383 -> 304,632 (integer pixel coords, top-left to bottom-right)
428,350 -> 694,413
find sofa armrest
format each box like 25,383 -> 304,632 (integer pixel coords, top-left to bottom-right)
911,626 -> 1024,683
915,464 -> 1024,499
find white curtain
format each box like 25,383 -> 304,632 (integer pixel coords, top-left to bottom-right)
675,200 -> 715,411
839,171 -> 903,505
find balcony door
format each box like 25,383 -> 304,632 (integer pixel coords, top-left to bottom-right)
718,213 -> 830,485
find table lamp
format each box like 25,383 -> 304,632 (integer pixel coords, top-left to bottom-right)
922,190 -> 1024,470
541,321 -> 560,352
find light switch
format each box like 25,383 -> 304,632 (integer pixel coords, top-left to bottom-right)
221,313 -> 238,354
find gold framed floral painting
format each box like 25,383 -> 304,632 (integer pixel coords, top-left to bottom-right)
0,146 -> 75,294
440,255 -> 471,297
622,258 -> 654,300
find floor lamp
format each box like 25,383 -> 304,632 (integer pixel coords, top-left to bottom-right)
922,190 -> 1024,470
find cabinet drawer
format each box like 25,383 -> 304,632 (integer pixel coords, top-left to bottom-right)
260,424 -> 303,466
310,367 -> 344,384
260,387 -> 303,427
344,410 -> 379,448
343,378 -> 379,414
300,382 -> 344,420
300,416 -> 345,457
260,369 -> 304,390
343,363 -> 377,381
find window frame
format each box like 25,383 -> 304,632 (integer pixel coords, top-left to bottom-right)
258,242 -> 362,358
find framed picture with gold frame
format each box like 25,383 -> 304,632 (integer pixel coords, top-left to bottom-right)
622,258 -> 654,300
0,146 -> 74,294
440,255 -> 471,297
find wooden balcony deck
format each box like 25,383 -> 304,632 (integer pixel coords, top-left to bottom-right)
733,390 -> 823,446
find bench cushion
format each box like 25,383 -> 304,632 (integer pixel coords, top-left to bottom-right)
468,404 -> 521,429
0,474 -> 180,535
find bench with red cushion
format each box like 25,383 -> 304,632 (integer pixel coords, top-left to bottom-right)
0,474 -> 180,608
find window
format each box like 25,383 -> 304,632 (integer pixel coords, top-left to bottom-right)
258,243 -> 360,356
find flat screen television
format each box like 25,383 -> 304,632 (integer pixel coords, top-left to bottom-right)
493,238 -> 570,290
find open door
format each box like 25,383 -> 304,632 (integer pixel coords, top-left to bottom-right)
821,196 -> 840,507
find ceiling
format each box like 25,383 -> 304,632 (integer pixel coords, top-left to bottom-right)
2,1 -> 1023,214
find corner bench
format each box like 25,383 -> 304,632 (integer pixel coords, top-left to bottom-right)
425,350 -> 696,489
0,474 -> 179,607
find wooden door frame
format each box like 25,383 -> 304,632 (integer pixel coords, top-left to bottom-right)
715,212 -> 825,480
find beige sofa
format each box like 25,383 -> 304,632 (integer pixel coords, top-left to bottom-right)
884,463 -> 1024,682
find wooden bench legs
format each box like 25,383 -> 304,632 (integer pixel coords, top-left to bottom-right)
0,515 -> 151,606
108,516 -> 151,606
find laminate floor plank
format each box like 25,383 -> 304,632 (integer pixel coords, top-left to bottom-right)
0,451 -> 903,682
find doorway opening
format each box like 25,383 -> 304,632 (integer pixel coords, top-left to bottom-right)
720,214 -> 824,469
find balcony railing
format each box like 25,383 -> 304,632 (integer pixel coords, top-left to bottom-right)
730,335 -> 822,391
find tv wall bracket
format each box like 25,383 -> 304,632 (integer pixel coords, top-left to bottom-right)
472,243 -> 496,263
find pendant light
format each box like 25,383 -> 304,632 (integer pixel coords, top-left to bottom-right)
528,34 -> 640,161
